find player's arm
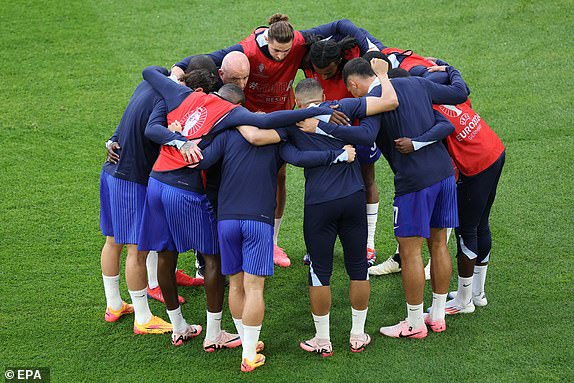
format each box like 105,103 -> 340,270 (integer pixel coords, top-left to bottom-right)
144,100 -> 187,149
237,125 -> 281,146
212,106 -> 347,134
394,110 -> 455,154
142,66 -> 184,100
171,45 -> 244,79
419,66 -> 470,105
363,58 -> 399,115
301,19 -> 384,52
279,142 -> 355,168
299,113 -> 382,146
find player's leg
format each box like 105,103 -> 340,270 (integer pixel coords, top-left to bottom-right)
380,187 -> 436,339
339,191 -> 371,352
99,171 -> 127,316
300,201 -> 336,357
273,164 -> 290,267
358,145 -> 381,266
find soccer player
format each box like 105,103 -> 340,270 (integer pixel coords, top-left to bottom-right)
188,121 -> 354,372
138,65 -> 345,347
241,58 -> 398,355
305,37 -> 386,266
171,15 -> 380,267
100,67 -> 187,335
390,64 -> 506,313
299,57 -> 469,338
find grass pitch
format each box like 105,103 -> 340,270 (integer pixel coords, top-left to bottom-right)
1,1 -> 573,382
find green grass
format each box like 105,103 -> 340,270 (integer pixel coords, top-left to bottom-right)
1,0 -> 573,382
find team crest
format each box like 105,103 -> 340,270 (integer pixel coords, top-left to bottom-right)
258,63 -> 265,73
182,107 -> 208,136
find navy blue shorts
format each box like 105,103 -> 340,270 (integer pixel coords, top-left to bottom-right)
138,178 -> 218,254
218,220 -> 274,276
99,170 -> 147,244
356,142 -> 381,164
304,191 -> 368,286
393,176 -> 458,238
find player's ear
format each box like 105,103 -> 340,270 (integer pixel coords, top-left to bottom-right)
322,92 -> 326,102
218,68 -> 224,78
194,88 -> 204,93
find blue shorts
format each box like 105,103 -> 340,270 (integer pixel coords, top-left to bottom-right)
218,220 -> 274,276
99,170 -> 147,244
356,143 -> 381,165
138,177 -> 219,254
393,176 -> 458,238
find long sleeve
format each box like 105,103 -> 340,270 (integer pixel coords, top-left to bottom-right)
142,66 -> 184,100
174,44 -> 244,71
411,110 -> 455,151
279,142 -> 343,168
301,19 -> 383,53
144,100 -> 187,148
317,113 -> 382,146
194,133 -> 226,170
419,67 -> 470,105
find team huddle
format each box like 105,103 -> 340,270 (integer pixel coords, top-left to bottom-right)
99,14 -> 505,373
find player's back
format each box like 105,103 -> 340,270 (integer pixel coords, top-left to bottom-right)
377,77 -> 453,195
102,80 -> 162,185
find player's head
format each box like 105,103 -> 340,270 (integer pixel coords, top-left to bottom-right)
309,37 -> 357,80
267,13 -> 294,61
217,83 -> 245,105
294,78 -> 325,109
387,68 -> 411,78
362,50 -> 392,68
186,55 -> 219,78
342,58 -> 376,98
182,68 -> 219,94
219,51 -> 250,90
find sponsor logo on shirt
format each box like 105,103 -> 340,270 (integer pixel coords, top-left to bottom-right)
258,63 -> 265,73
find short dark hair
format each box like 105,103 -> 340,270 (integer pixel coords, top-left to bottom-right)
309,36 -> 357,69
387,68 -> 411,78
182,68 -> 219,94
217,83 -> 245,105
186,55 -> 218,78
361,50 -> 392,68
294,78 -> 323,98
342,57 -> 375,86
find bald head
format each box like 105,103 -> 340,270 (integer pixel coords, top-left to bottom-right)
219,51 -> 250,89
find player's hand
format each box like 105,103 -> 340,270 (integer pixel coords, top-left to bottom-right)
297,118 -> 320,133
425,57 -> 439,65
394,137 -> 414,154
168,120 -> 183,133
370,58 -> 389,77
427,65 -> 447,73
329,110 -> 350,125
106,141 -> 121,164
343,144 -> 356,162
179,139 -> 203,164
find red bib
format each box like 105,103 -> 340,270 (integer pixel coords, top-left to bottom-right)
153,92 -> 238,172
240,28 -> 307,112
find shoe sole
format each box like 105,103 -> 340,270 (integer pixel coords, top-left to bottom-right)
300,343 -> 333,357
203,339 -> 242,352
134,327 -> 172,335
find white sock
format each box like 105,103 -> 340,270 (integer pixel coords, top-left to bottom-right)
242,324 -> 261,361
429,292 -> 447,321
205,311 -> 222,341
473,265 -> 488,296
102,274 -> 123,311
166,306 -> 188,333
233,317 -> 244,341
395,242 -> 400,255
350,307 -> 368,335
273,218 -> 282,245
457,276 -> 473,304
366,202 -> 379,249
146,251 -> 159,289
312,312 -> 330,340
129,288 -> 152,324
446,228 -> 453,243
406,303 -> 424,329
